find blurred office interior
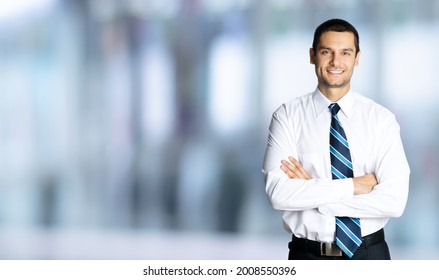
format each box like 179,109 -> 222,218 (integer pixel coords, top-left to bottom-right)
0,0 -> 438,259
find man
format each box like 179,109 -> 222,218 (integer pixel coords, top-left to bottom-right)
262,19 -> 410,260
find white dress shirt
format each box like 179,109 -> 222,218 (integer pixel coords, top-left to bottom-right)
262,88 -> 410,242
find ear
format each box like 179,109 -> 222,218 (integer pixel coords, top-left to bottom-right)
309,48 -> 315,64
354,51 -> 361,66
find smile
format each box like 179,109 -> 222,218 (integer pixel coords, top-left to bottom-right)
327,69 -> 344,75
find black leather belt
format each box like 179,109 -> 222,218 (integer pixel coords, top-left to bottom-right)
289,228 -> 385,257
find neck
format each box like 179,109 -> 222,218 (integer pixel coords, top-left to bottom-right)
318,85 -> 350,102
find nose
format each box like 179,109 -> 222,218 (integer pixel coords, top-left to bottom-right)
329,53 -> 341,66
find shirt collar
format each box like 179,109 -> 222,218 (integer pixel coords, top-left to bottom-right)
312,88 -> 354,118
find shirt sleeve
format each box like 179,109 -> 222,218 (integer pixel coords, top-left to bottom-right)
262,106 -> 354,211
318,115 -> 410,218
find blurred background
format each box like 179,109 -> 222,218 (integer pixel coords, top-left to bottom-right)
0,0 -> 438,259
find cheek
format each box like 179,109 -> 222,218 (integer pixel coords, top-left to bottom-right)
314,61 -> 327,70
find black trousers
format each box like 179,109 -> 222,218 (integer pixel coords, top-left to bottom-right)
288,229 -> 391,260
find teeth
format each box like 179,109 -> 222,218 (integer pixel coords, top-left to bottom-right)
328,70 -> 343,74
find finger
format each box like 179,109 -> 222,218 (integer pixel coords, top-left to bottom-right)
287,157 -> 305,177
288,157 -> 301,168
281,159 -> 294,170
281,160 -> 303,179
281,160 -> 298,174
280,165 -> 295,178
288,157 -> 311,180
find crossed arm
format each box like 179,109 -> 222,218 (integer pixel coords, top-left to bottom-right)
280,156 -> 377,195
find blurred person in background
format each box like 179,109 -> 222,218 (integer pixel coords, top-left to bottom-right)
262,19 -> 410,260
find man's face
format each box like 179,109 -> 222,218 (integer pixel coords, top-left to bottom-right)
310,31 -> 360,94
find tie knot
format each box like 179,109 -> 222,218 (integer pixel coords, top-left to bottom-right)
329,103 -> 341,116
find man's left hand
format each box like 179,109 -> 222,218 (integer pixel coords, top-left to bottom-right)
280,157 -> 311,180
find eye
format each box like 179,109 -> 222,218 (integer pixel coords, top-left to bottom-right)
342,51 -> 352,56
320,50 -> 330,55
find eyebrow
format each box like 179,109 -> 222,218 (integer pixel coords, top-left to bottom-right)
318,46 -> 355,53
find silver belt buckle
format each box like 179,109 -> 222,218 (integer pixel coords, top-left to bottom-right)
320,242 -> 342,256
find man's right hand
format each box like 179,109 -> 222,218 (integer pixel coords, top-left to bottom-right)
353,174 -> 377,195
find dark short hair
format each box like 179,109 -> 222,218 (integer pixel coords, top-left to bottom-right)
312,19 -> 360,55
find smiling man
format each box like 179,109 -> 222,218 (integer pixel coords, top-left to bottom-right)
262,19 -> 410,260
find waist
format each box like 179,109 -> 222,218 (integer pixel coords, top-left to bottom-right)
282,211 -> 389,239
289,228 -> 386,257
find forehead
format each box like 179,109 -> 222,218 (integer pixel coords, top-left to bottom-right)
318,31 -> 356,49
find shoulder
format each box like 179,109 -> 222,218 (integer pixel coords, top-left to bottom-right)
353,92 -> 394,115
273,92 -> 314,117
352,92 -> 398,128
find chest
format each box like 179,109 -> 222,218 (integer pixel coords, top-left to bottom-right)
293,114 -> 376,177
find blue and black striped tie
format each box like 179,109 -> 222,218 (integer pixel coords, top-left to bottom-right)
329,103 -> 362,258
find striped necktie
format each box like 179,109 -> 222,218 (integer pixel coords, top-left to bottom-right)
329,103 -> 362,258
